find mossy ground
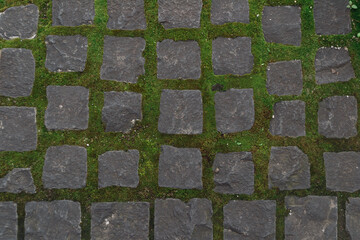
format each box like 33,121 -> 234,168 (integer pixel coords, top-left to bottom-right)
0,0 -> 359,239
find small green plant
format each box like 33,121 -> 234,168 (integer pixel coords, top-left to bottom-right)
357,32 -> 360,38
347,1 -> 358,9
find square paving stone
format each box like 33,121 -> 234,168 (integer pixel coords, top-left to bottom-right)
0,202 -> 17,240
223,200 -> 276,239
52,0 -> 95,26
102,91 -> 142,133
270,100 -> 306,137
0,48 -> 35,98
214,88 -> 254,133
157,40 -> 201,79
0,168 -> 36,194
45,86 -> 89,130
211,0 -> 249,25
45,35 -> 88,72
91,202 -> 149,240
98,150 -> 140,188
268,146 -> 310,190
42,145 -> 87,189
155,198 -> 213,240
314,0 -> 351,35
212,37 -> 253,75
0,4 -> 38,40
315,47 -> 355,84
158,145 -> 202,189
324,152 -> 360,192
346,197 -> 360,239
285,196 -> 338,240
158,0 -> 202,29
158,90 -> 203,135
262,6 -> 302,46
25,200 -> 81,240
266,60 -> 303,96
0,107 -> 37,152
213,152 -> 254,195
107,0 -> 146,30
100,36 -> 146,83
318,96 -> 358,139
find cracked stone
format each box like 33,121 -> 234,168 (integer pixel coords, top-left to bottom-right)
211,0 -> 249,25
0,202 -> 17,240
0,168 -> 36,194
107,0 -> 146,30
346,197 -> 360,239
52,0 -> 94,26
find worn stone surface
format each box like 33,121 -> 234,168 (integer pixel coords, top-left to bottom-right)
0,107 -> 37,152
267,60 -> 303,96
45,35 -> 88,72
268,147 -> 310,190
102,91 -> 142,133
45,86 -> 89,130
52,0 -> 94,26
25,200 -> 81,240
224,200 -> 276,240
262,6 -> 302,46
324,152 -> 360,192
285,196 -> 338,240
158,145 -> 202,189
98,150 -> 140,188
270,100 -> 306,137
315,48 -> 355,84
0,202 -> 17,240
213,152 -> 254,195
0,168 -> 36,194
158,0 -> 202,29
211,0 -> 249,25
158,90 -> 203,134
157,40 -> 201,79
314,0 -> 351,35
346,197 -> 360,239
107,0 -> 146,30
318,96 -> 357,139
155,198 -> 213,240
212,37 -> 253,75
0,48 -> 35,98
214,88 -> 254,133
0,4 -> 38,40
42,145 -> 87,189
100,36 -> 145,83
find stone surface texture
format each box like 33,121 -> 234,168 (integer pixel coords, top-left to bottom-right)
211,0 -> 249,25
0,202 -> 17,240
107,0 -> 146,30
52,0 -> 95,26
346,197 -> 360,239
0,168 -> 36,194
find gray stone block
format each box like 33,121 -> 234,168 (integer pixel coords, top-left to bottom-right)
107,0 -> 146,30
0,202 -> 17,240
0,168 -> 36,194
52,0 -> 95,26
211,0 -> 249,25
346,197 -> 360,239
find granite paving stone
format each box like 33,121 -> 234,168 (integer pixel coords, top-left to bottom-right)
0,168 -> 36,194
107,0 -> 146,30
0,202 -> 17,240
346,197 -> 360,239
211,0 -> 249,25
52,0 -> 95,26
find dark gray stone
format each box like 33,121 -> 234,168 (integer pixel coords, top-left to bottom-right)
0,107 -> 37,152
270,100 -> 306,137
91,202 -> 149,240
214,88 -> 254,133
100,36 -> 145,83
45,86 -> 89,130
158,145 -> 202,189
285,196 -> 338,240
0,48 -> 35,98
25,200 -> 81,240
102,91 -> 142,133
158,90 -> 203,135
314,0 -> 351,35
0,202 -> 17,240
42,145 -> 87,189
315,47 -> 355,84
212,37 -> 253,75
155,198 -> 213,240
346,197 -> 360,239
0,4 -> 38,40
45,35 -> 88,72
267,60 -> 303,96
318,96 -> 357,139
98,150 -> 140,188
157,40 -> 201,79
224,200 -> 276,240
158,0 -> 202,29
107,0 -> 146,30
213,152 -> 254,195
268,147 -> 310,190
0,168 -> 36,194
52,0 -> 95,26
211,0 -> 249,25
324,152 -> 360,192
262,6 -> 302,46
